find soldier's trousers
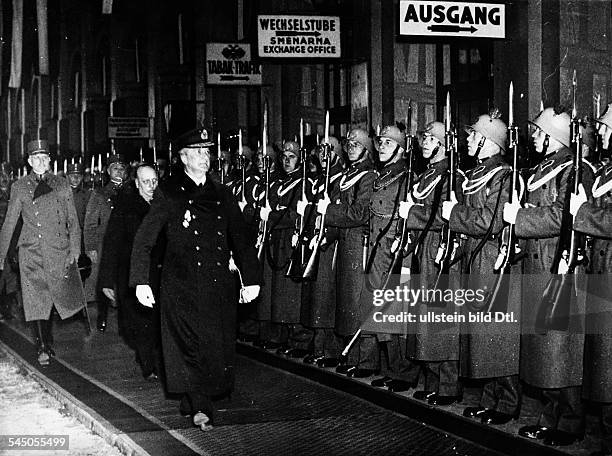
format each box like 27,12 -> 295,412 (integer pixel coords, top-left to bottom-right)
311,328 -> 342,358
381,335 -> 421,383
424,361 -> 461,397
479,375 -> 520,415
538,386 -> 585,435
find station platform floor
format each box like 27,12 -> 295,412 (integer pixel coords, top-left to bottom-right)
0,306 -> 601,456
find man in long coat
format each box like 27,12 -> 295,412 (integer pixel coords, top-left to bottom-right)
131,129 -> 260,430
0,140 -> 85,365
505,107 -> 595,446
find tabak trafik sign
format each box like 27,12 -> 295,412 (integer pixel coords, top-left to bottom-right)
257,15 -> 341,58
399,1 -> 506,39
206,43 -> 262,85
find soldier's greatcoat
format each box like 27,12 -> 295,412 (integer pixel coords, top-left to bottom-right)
325,158 -> 376,336
405,158 -> 461,362
449,154 -> 520,379
84,182 -> 121,300
72,186 -> 91,230
0,172 -> 85,321
515,147 -> 595,389
300,163 -> 343,329
129,172 -> 260,397
574,162 -> 612,402
268,169 -> 303,324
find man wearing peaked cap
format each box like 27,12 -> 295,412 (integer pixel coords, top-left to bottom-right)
84,152 -> 128,331
130,124 -> 261,430
67,162 -> 90,262
0,139 -> 87,365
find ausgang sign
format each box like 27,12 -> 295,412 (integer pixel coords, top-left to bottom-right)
257,15 -> 341,58
206,43 -> 262,85
399,1 -> 505,39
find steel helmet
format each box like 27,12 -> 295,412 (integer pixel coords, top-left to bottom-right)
529,108 -> 571,148
346,128 -> 373,154
422,121 -> 446,144
282,140 -> 300,156
377,125 -> 406,150
466,112 -> 507,151
597,103 -> 612,130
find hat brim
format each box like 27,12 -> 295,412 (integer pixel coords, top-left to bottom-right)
28,150 -> 50,156
183,142 -> 214,149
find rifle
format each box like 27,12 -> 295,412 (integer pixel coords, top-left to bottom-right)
286,118 -> 309,279
383,100 -> 415,286
475,82 -> 524,313
255,104 -> 270,263
302,111 -> 331,280
536,70 -> 586,331
237,129 -> 247,204
433,93 -> 459,292
217,133 -> 225,184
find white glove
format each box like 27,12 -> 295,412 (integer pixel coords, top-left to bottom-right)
238,199 -> 247,212
136,284 -> 155,308
570,183 -> 587,217
102,288 -> 116,301
296,199 -> 309,216
316,194 -> 331,215
399,194 -> 415,220
503,191 -> 521,224
240,285 -> 261,303
87,250 -> 98,264
441,192 -> 458,221
260,205 -> 272,222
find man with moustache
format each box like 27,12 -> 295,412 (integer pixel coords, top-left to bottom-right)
99,165 -> 163,382
131,129 -> 260,430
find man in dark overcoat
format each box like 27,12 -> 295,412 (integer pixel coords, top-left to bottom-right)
99,165 -> 163,381
571,103 -> 612,456
130,129 -> 260,430
505,107 -> 595,446
0,140 -> 85,365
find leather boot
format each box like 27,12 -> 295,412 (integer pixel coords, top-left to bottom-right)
35,320 -> 50,366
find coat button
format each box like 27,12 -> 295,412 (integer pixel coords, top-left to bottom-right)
38,234 -> 42,238
217,246 -> 222,251
196,246 -> 200,251
217,215 -> 222,220
194,230 -> 199,235
198,261 -> 202,266
216,201 -> 221,205
216,261 -> 221,266
217,231 -> 222,236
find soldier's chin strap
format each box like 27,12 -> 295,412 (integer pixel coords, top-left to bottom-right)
350,146 -> 368,164
542,134 -> 550,155
473,136 -> 487,159
380,145 -> 401,168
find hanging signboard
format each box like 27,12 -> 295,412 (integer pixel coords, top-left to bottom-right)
108,117 -> 152,139
399,1 -> 505,39
257,15 -> 341,58
206,43 -> 262,85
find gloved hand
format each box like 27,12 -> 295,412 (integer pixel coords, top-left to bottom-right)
399,194 -> 416,220
260,205 -> 272,222
102,288 -> 116,301
503,191 -> 521,224
240,285 -> 261,303
570,183 -> 587,217
317,194 -> 331,215
136,284 -> 155,308
297,199 -> 309,216
441,192 -> 458,221
238,199 -> 247,212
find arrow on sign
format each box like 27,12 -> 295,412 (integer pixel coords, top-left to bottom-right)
428,25 -> 477,33
275,31 -> 322,37
220,75 -> 251,81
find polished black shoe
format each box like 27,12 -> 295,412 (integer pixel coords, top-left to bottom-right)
371,376 -> 392,387
316,357 -> 339,368
144,372 -> 159,383
481,410 -> 518,425
288,348 -> 310,359
37,348 -> 50,366
346,367 -> 379,378
275,346 -> 292,356
386,379 -> 415,393
303,354 -> 322,364
518,425 -> 549,440
428,394 -> 461,406
463,406 -> 488,418
413,390 -> 436,401
543,430 -> 583,447
96,317 -> 107,332
335,364 -> 354,375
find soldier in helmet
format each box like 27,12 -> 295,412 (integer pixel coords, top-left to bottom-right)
296,136 -> 345,361
0,140 -> 86,365
443,111 -> 521,415
84,154 -> 128,331
259,140 -> 309,355
302,129 -> 376,367
398,120 -> 463,403
570,103 -> 612,456
504,107 -> 595,445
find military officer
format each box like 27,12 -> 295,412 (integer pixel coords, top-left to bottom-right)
84,154 -> 127,331
67,163 -> 90,231
443,112 -> 520,415
570,103 -> 612,456
298,136 -> 345,362
505,107 -> 595,445
0,140 -> 85,365
131,128 -> 260,430
399,121 -> 462,403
